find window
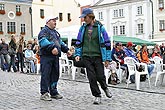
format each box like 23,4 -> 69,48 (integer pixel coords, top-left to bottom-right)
16,5 -> 21,16
7,22 -> 16,34
137,6 -> 142,15
41,27 -> 44,30
67,13 -> 71,22
159,0 -> 164,10
114,9 -> 124,18
0,22 -> 3,34
59,13 -> 63,21
114,10 -> 118,18
113,26 -> 118,36
98,11 -> 103,20
21,24 -> 25,34
0,22 -> 2,32
119,9 -> 123,17
120,25 -> 125,35
0,4 -> 4,10
16,5 -> 20,12
40,9 -> 44,18
159,20 -> 165,31
137,24 -> 143,34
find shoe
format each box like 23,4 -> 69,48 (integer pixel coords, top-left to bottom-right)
93,97 -> 101,105
51,93 -> 63,99
20,71 -> 24,73
40,92 -> 52,101
104,88 -> 112,98
126,80 -> 132,84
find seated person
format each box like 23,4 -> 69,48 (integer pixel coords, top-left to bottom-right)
24,44 -> 37,73
68,46 -> 85,74
111,42 -> 128,83
137,44 -> 154,76
123,42 -> 138,83
151,49 -> 162,58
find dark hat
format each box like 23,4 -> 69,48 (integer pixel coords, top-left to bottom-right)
79,8 -> 93,18
115,42 -> 122,47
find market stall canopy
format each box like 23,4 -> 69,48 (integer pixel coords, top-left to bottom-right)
58,25 -> 80,47
112,36 -> 156,46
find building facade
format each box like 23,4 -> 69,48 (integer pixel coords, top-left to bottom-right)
32,0 -> 81,38
0,0 -> 32,41
92,0 -> 153,40
152,0 -> 165,40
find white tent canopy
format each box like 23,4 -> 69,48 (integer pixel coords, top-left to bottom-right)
58,25 -> 81,48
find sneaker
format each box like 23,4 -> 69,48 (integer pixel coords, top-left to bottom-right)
126,80 -> 132,84
40,92 -> 52,101
104,88 -> 112,98
93,97 -> 101,105
51,93 -> 63,99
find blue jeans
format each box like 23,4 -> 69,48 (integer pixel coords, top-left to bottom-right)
40,56 -> 60,96
147,64 -> 154,76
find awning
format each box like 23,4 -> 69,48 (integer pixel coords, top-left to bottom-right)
112,36 -> 156,46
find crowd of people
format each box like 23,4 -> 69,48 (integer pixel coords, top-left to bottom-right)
0,35 -> 39,74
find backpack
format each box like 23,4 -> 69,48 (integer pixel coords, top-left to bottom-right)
136,51 -> 147,82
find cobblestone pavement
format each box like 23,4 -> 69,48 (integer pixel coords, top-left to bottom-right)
0,71 -> 165,110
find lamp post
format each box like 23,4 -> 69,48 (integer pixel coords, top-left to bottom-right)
29,7 -> 33,38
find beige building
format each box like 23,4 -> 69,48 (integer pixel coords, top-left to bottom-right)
0,0 -> 32,41
32,0 -> 81,38
152,0 -> 165,43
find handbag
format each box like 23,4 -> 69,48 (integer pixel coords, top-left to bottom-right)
8,48 -> 16,55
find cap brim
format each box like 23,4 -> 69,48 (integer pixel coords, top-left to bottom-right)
79,14 -> 86,18
53,17 -> 58,20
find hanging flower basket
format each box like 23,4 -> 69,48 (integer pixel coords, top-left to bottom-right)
0,10 -> 5,14
0,31 -> 3,34
20,32 -> 25,35
16,12 -> 22,16
41,16 -> 44,19
160,29 -> 164,32
159,7 -> 164,11
8,32 -> 16,34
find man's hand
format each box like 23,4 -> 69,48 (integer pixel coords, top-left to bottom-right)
67,50 -> 72,57
104,60 -> 110,67
52,48 -> 58,55
75,56 -> 80,62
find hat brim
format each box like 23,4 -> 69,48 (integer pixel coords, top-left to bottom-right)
79,14 -> 86,18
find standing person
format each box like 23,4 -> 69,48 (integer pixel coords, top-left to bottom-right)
31,38 -> 38,53
0,38 -> 9,71
16,35 -> 25,73
75,8 -> 112,105
38,16 -> 72,101
8,34 -> 17,72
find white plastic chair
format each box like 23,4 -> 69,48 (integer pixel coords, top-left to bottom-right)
152,56 -> 165,86
59,54 -> 72,78
124,57 -> 151,90
68,60 -> 87,80
105,61 -> 124,84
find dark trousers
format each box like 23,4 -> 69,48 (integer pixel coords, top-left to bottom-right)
83,56 -> 107,97
40,56 -> 59,96
8,55 -> 17,72
17,52 -> 24,72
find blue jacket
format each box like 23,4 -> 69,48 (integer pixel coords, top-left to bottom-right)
38,25 -> 69,57
75,21 -> 111,62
